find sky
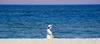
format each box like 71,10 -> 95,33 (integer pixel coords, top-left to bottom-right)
0,0 -> 100,5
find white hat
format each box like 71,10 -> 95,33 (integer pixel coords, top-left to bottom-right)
48,25 -> 52,27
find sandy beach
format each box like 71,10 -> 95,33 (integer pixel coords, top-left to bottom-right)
0,38 -> 100,44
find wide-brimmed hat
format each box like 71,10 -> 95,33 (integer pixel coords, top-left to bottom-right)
48,25 -> 52,27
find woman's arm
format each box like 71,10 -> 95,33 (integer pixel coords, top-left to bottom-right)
49,33 -> 54,38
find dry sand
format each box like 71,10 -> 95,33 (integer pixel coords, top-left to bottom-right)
0,38 -> 100,44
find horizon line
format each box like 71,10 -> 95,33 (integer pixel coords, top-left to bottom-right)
0,4 -> 100,5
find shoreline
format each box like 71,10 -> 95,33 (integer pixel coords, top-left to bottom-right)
0,38 -> 100,44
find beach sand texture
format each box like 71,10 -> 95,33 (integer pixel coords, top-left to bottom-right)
0,38 -> 100,44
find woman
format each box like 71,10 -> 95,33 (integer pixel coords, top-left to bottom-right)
47,25 -> 54,38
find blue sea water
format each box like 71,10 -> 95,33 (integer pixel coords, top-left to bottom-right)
0,5 -> 100,38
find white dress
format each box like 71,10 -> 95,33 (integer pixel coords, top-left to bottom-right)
47,29 -> 52,38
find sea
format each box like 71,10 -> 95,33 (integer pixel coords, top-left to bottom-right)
0,5 -> 100,38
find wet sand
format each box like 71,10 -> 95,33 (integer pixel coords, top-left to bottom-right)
0,38 -> 100,44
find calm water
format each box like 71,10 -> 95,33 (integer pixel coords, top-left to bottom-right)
0,5 -> 100,38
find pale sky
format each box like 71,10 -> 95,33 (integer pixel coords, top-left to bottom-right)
0,0 -> 100,5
